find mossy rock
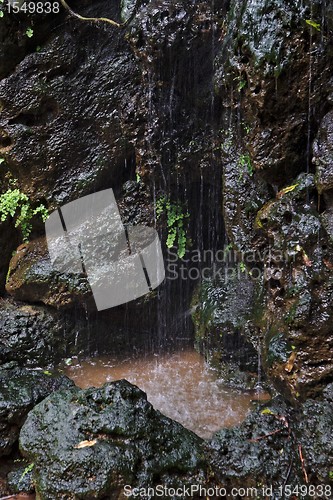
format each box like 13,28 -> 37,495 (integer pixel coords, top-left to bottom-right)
20,380 -> 210,499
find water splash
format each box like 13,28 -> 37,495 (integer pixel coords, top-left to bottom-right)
64,349 -> 270,439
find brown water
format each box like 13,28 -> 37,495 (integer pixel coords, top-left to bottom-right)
65,349 -> 268,439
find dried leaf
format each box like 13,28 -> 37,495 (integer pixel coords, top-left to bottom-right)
285,352 -> 297,373
302,252 -> 312,267
277,183 -> 299,199
74,439 -> 97,449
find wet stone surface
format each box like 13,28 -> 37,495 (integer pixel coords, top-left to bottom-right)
0,366 -> 74,457
20,380 -> 210,499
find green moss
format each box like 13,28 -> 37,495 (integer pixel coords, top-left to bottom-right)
285,285 -> 302,298
191,281 -> 217,343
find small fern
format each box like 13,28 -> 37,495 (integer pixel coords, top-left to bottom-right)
0,186 -> 48,241
156,196 -> 190,258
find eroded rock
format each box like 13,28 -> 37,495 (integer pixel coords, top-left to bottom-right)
0,299 -> 75,367
0,3 -> 139,206
0,367 -> 74,457
192,266 -> 259,388
6,238 -> 93,309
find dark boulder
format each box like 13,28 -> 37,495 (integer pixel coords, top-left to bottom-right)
20,380 -> 209,499
0,367 -> 74,457
0,299 -> 75,367
6,238 -> 93,309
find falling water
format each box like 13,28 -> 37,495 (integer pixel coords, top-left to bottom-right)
74,330 -> 80,348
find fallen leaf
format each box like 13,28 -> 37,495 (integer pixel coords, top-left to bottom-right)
285,352 -> 297,373
74,439 -> 97,449
277,183 -> 299,199
302,252 -> 312,267
261,408 -> 275,416
305,19 -> 321,31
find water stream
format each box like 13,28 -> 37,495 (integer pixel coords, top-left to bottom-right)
65,348 -> 269,439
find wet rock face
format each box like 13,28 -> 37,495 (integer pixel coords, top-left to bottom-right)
0,367 -> 74,457
0,297 -> 166,370
217,0 -> 332,186
221,132 -> 271,256
314,110 -> 333,195
20,380 -> 208,499
6,238 -> 93,308
192,268 -> 259,386
126,0 -> 226,185
252,174 -> 333,401
0,300 -> 74,367
0,3 -> 139,207
217,0 -> 333,402
210,394 -> 333,493
0,1 -> 148,306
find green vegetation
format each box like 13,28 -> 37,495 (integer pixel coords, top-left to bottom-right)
19,462 -> 34,487
0,186 -> 48,241
305,19 -> 321,32
239,261 -> 246,273
237,78 -> 247,92
235,76 -> 247,92
26,27 -> 34,38
261,408 -> 275,416
156,196 -> 190,258
238,153 -> 254,180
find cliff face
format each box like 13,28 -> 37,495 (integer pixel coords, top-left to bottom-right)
1,0 -> 333,494
217,0 -> 333,402
1,0 -> 333,404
